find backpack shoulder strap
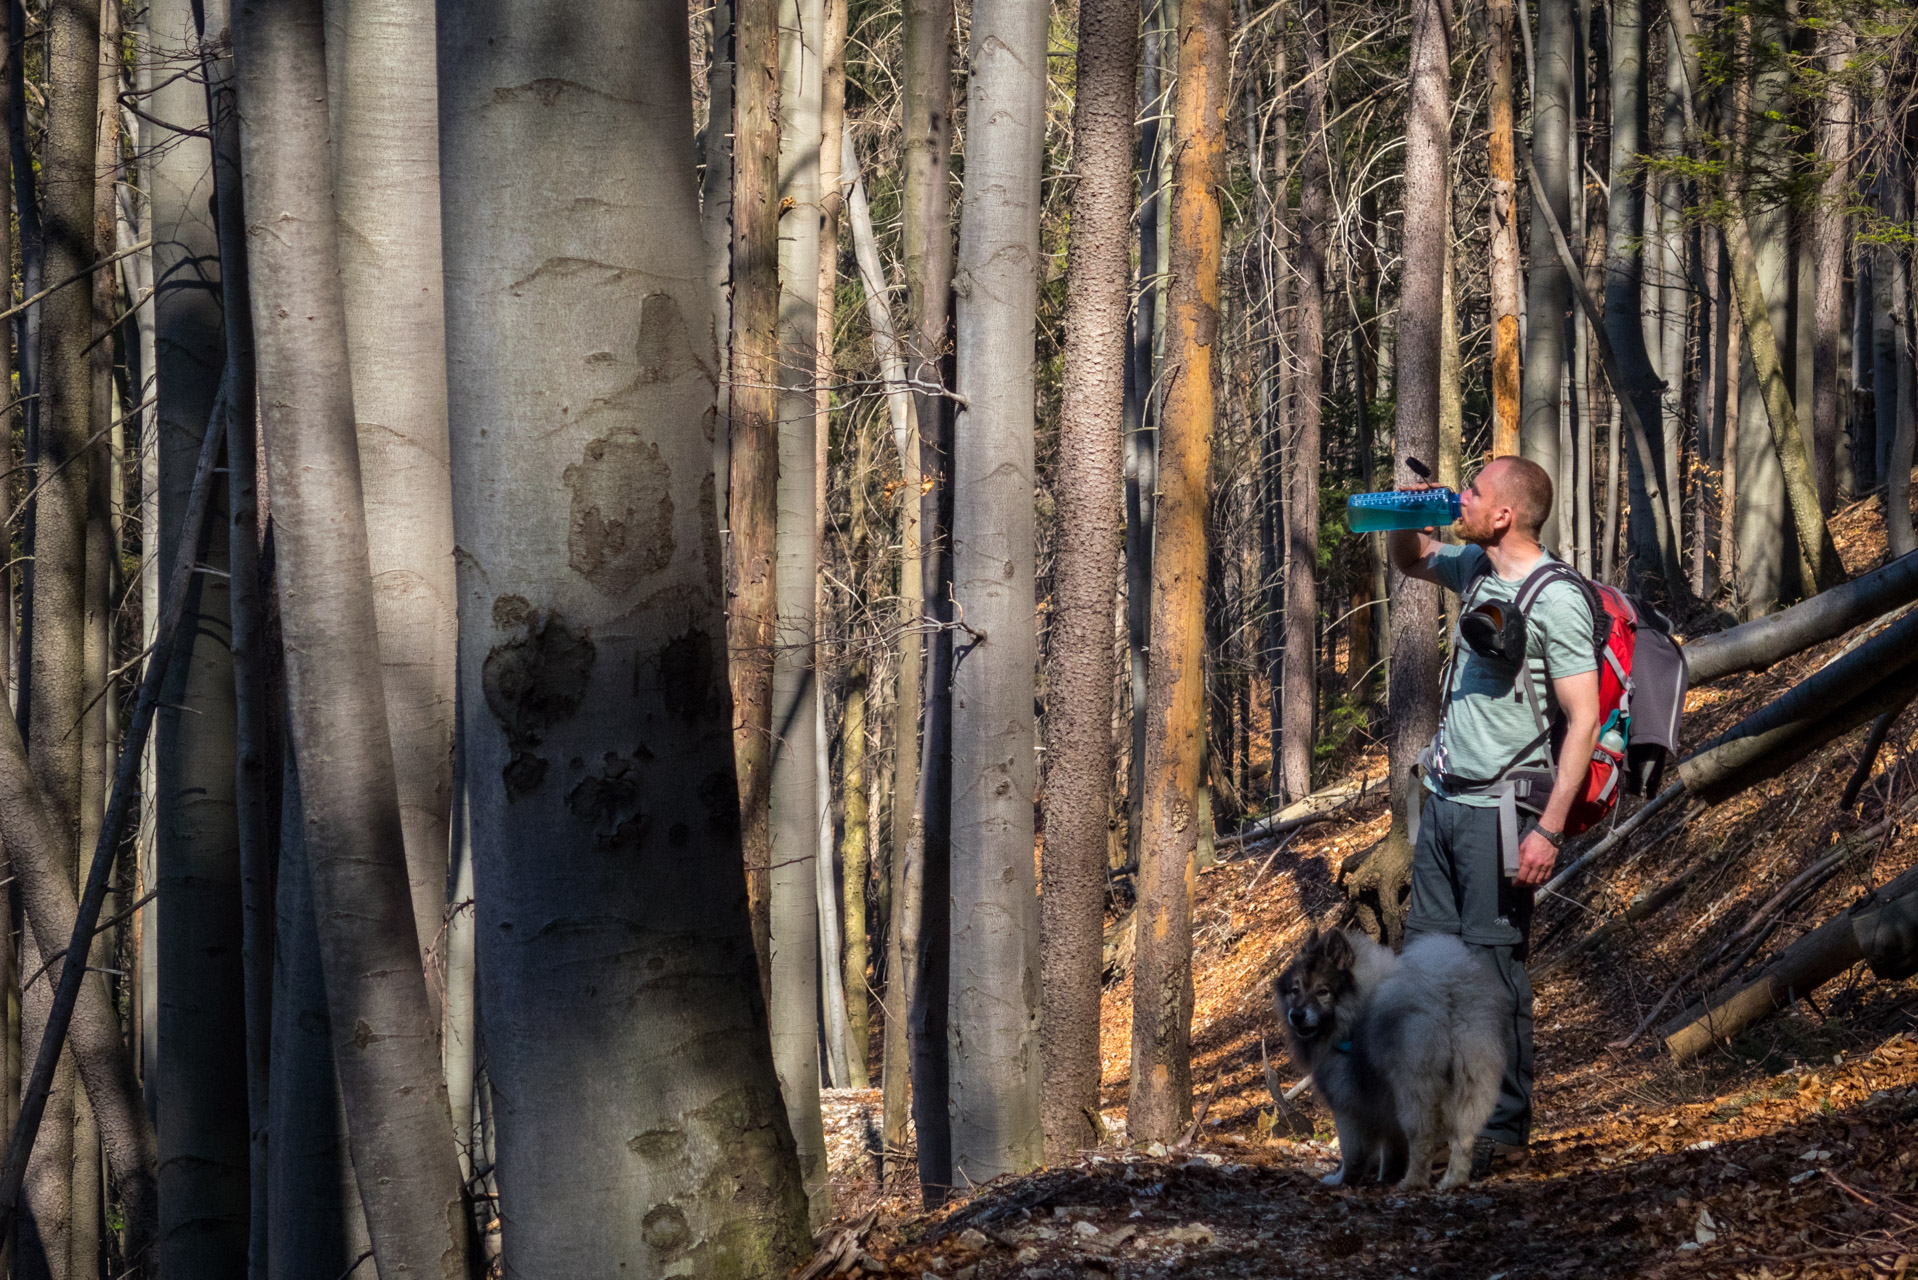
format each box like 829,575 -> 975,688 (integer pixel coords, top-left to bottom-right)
1513,559 -> 1585,615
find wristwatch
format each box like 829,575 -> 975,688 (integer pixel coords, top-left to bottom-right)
1534,827 -> 1564,849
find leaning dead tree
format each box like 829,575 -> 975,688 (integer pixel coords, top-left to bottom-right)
1683,552 -> 1918,686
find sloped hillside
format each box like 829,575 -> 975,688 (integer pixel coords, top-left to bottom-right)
807,490 -> 1918,1279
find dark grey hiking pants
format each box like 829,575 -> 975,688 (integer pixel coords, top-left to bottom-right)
1405,790 -> 1536,1146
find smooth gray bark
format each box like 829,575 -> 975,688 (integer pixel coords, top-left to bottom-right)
1521,0 -> 1574,519
772,0 -> 830,1222
143,2 -> 250,1268
948,0 -> 1047,1185
438,0 -> 813,1273
1811,25 -> 1852,516
1605,0 -> 1680,591
1734,10 -> 1796,611
266,758 -> 372,1280
324,0 -> 458,995
195,2 -> 270,1273
232,0 -> 468,1273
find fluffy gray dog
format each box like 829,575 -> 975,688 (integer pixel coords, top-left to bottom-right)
1275,928 -> 1504,1191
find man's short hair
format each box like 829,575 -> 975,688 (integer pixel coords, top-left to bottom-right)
1492,455 -> 1554,536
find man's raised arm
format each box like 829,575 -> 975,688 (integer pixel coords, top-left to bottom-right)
1387,524 -> 1445,585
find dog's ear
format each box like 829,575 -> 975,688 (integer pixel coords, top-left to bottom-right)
1321,929 -> 1356,971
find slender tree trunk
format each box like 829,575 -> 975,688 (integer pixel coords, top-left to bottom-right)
1039,0 -> 1133,1164
1726,8 -> 1795,610
1605,0 -> 1681,594
143,0 -> 250,1268
1254,8 -> 1288,807
839,119 -> 921,1174
0,0 -> 16,1265
1283,0 -> 1327,805
703,0 -> 734,505
1810,24 -> 1853,515
812,0 -> 855,1096
266,758 -> 371,1280
1656,32 -> 1688,563
1393,0 -> 1450,832
1350,0 -> 1449,941
1128,0 -> 1226,1144
901,0 -> 956,1204
840,657 -> 871,1089
729,0 -> 780,997
1126,0 -> 1169,865
947,0 -> 1047,1182
197,3 -> 273,1270
325,0 -> 457,998
1725,215 -> 1848,590
28,0 -> 102,1270
72,0 -> 120,1267
771,0 -> 830,1219
437,0 -> 813,1271
1488,0 -> 1522,456
233,0 -> 467,1272
1878,92 -> 1916,558
1521,0 -> 1573,512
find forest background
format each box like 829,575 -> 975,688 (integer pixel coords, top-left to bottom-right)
0,0 -> 1905,1274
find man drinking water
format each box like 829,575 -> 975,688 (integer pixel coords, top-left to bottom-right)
1387,455 -> 1602,1176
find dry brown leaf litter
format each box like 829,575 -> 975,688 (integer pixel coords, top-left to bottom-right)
803,491 -> 1918,1278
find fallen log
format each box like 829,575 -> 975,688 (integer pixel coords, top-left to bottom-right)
1676,608 -> 1918,803
1682,550 -> 1918,686
1664,856 -> 1918,1061
1221,774 -> 1382,848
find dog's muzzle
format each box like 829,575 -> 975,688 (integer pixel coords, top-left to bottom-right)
1287,1007 -> 1319,1033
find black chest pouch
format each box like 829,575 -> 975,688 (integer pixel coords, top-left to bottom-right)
1459,598 -> 1527,674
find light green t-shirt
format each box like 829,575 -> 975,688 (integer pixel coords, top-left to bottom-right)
1423,543 -> 1596,806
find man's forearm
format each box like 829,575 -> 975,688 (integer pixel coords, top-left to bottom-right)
1538,715 -> 1602,832
1387,528 -> 1434,576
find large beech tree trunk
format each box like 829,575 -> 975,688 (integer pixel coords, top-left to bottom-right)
1039,0 -> 1133,1163
438,0 -> 812,1272
948,0 -> 1047,1184
1129,0 -> 1226,1144
233,0 -> 467,1273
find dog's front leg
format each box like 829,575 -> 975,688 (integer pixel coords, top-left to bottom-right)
1324,1114 -> 1367,1187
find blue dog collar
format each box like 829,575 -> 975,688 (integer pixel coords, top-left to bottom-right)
1335,1040 -> 1354,1054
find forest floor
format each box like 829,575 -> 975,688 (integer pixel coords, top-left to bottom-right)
807,490 -> 1918,1280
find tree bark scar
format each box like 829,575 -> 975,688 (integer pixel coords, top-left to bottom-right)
482,597 -> 596,797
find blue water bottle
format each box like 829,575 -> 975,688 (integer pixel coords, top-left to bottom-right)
1345,488 -> 1461,533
